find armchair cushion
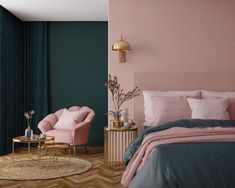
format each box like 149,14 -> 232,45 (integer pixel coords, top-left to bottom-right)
38,120 -> 53,133
44,113 -> 58,126
54,109 -> 88,130
55,108 -> 65,119
46,129 -> 74,145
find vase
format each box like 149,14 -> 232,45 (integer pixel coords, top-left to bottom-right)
124,122 -> 131,129
110,117 -> 124,129
25,126 -> 33,139
121,107 -> 128,122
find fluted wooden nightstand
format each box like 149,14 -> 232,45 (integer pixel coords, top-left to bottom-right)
104,126 -> 138,170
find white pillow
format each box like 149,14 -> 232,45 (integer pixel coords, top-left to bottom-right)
54,109 -> 88,130
143,90 -> 201,126
187,98 -> 230,120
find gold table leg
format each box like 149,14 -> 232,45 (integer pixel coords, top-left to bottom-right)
28,142 -> 31,160
12,141 -> 14,166
38,143 -> 41,168
68,146 -> 70,163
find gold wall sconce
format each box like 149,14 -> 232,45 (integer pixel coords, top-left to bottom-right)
112,35 -> 131,63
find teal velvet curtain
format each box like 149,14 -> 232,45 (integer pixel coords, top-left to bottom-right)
0,6 -> 25,155
0,6 -> 49,154
24,22 -> 49,134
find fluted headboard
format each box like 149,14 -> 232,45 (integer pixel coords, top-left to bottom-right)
133,71 -> 235,133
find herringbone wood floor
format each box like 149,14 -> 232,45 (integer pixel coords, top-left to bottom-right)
0,147 -> 124,188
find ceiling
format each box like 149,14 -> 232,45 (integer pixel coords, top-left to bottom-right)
0,0 -> 108,21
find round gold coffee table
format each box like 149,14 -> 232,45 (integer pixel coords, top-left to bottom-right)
12,135 -> 55,167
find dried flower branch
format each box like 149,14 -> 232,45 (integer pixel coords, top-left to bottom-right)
105,74 -> 140,118
24,110 -> 35,128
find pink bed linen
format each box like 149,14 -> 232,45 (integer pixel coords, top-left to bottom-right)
121,127 -> 235,187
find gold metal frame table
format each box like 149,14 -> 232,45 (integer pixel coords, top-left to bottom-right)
12,135 -> 55,167
40,142 -> 71,164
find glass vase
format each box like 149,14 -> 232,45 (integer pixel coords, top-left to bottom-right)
25,126 -> 33,139
121,107 -> 128,122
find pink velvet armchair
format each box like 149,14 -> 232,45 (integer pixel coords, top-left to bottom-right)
38,106 -> 95,156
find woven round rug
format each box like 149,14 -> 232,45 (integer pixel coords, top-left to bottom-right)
0,157 -> 92,180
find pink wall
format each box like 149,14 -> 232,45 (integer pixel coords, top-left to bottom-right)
108,0 -> 235,120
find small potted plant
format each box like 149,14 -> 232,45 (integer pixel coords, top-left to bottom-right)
24,110 -> 35,139
105,74 -> 140,128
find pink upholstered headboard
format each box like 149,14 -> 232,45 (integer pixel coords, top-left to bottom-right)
133,72 -> 235,133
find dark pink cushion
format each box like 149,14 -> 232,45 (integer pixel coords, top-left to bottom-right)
143,90 -> 201,126
151,96 -> 192,126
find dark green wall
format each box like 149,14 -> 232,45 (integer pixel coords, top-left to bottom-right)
49,22 -> 108,145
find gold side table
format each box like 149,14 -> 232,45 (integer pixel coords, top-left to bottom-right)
40,142 -> 71,165
104,126 -> 138,170
12,135 -> 55,167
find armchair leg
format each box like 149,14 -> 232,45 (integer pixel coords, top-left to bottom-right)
73,145 -> 76,157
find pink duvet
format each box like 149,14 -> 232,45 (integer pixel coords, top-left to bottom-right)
121,127 -> 235,187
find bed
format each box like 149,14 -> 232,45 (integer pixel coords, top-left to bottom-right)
121,72 -> 235,188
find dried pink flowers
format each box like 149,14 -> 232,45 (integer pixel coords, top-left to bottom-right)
24,110 -> 35,127
105,74 -> 140,118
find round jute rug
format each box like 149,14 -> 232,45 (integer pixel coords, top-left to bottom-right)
0,157 -> 92,180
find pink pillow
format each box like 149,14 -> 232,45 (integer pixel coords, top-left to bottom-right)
187,98 -> 230,120
151,96 -> 192,126
201,90 -> 235,120
143,90 -> 201,126
54,109 -> 88,130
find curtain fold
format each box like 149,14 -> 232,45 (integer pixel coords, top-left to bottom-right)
24,22 -> 49,134
0,6 -> 25,155
0,6 -> 49,154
